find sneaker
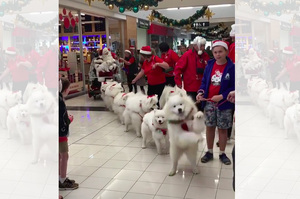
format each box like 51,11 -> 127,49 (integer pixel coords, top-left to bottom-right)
201,151 -> 214,163
219,153 -> 231,165
59,179 -> 79,190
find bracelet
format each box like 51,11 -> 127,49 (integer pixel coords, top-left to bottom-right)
197,89 -> 205,94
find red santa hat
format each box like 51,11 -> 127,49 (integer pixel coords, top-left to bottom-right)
212,40 -> 228,50
5,47 -> 16,55
283,46 -> 293,54
140,46 -> 152,55
124,50 -> 131,54
129,45 -> 135,50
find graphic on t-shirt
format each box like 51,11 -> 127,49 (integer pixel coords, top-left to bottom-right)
211,70 -> 222,86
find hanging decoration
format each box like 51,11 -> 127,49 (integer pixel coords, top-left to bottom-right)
59,8 -> 79,29
0,0 -> 32,17
196,27 -> 229,39
85,0 -> 164,13
240,0 -> 300,16
15,14 -> 58,29
149,6 -> 209,28
292,13 -> 300,24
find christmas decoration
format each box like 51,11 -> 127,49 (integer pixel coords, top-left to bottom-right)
194,23 -> 229,39
240,0 -> 300,16
15,14 -> 58,30
149,6 -> 209,27
0,0 -> 31,17
86,0 -> 164,12
59,8 -> 79,29
204,8 -> 215,21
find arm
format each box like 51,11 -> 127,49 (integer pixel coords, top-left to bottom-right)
174,53 -> 188,88
196,65 -> 209,101
153,61 -> 169,70
132,69 -> 145,84
276,68 -> 287,80
0,68 -> 10,81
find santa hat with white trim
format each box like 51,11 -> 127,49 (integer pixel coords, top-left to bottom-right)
140,46 -> 152,55
5,47 -> 16,55
230,24 -> 236,37
124,50 -> 131,54
212,40 -> 229,50
283,46 -> 293,54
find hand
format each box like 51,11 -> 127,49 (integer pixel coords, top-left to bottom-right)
196,93 -> 204,102
152,63 -> 158,69
176,84 -> 182,89
227,91 -> 235,103
211,95 -> 223,102
132,79 -> 137,84
68,115 -> 73,123
119,58 -> 124,62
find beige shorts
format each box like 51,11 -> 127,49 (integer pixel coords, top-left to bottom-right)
59,141 -> 69,153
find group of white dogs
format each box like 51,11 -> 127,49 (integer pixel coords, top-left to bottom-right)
0,83 -> 58,163
101,81 -> 206,176
247,77 -> 300,141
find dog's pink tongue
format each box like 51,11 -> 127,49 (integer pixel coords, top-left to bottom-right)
181,123 -> 189,131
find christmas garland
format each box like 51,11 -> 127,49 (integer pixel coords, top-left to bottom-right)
239,0 -> 300,16
197,27 -> 229,39
0,0 -> 32,17
16,14 -> 58,30
148,6 -> 213,28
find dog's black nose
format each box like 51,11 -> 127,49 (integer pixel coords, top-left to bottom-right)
178,108 -> 182,113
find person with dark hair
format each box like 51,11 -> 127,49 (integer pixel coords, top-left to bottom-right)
120,49 -> 138,93
132,46 -> 169,104
59,77 -> 79,190
178,44 -> 187,57
159,42 -> 179,87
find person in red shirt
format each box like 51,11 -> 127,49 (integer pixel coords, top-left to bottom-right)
276,46 -> 300,92
0,47 -> 32,93
174,36 -> 210,110
119,49 -> 138,93
22,44 -> 41,83
159,42 -> 179,87
132,46 -> 169,104
228,24 -> 235,64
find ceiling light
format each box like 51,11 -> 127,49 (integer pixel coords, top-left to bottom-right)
208,4 -> 233,8
166,8 -> 178,10
180,7 -> 193,10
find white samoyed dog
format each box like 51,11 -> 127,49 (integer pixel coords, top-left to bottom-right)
257,88 -> 277,116
141,109 -> 169,154
7,104 -> 32,144
123,93 -> 158,137
23,82 -> 48,103
26,89 -> 58,163
268,89 -> 299,128
100,80 -> 117,101
159,85 -> 187,108
0,89 -> 22,129
104,83 -> 124,111
163,93 -> 203,176
112,92 -> 135,124
95,48 -> 117,72
284,103 -> 300,141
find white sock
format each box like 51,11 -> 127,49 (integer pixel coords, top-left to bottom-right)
220,151 -> 225,155
208,149 -> 213,153
60,177 -> 66,183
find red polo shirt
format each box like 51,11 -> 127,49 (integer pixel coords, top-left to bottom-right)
161,49 -> 179,77
286,56 -> 300,82
8,57 -> 29,82
142,55 -> 165,85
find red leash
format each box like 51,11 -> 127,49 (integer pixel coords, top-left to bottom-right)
196,98 -> 228,108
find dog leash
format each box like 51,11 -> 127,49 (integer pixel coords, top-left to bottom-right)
196,98 -> 228,108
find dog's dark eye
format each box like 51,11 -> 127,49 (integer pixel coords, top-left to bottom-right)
173,105 -> 176,108
180,104 -> 182,106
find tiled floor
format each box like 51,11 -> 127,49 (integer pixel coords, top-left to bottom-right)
60,94 -> 235,199
236,94 -> 300,199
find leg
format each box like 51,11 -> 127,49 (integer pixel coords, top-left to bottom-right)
32,139 -> 41,163
60,152 -> 69,180
123,110 -> 130,132
133,83 -> 137,93
141,123 -> 149,148
140,86 -> 145,94
206,126 -> 216,149
218,129 -> 228,152
186,145 -> 199,174
154,137 -> 162,155
134,119 -> 142,137
232,145 -> 235,191
169,145 -> 183,176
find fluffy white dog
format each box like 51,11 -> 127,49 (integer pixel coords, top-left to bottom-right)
23,82 -> 48,103
268,89 -> 299,128
0,89 -> 22,129
104,83 -> 124,111
7,104 -> 32,144
141,109 -> 169,154
100,80 -> 117,101
284,103 -> 300,141
26,89 -> 58,163
163,93 -> 203,176
123,94 -> 158,137
159,85 -> 187,108
112,92 -> 135,124
95,48 -> 117,72
257,88 -> 277,116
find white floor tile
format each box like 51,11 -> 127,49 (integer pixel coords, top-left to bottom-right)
129,181 -> 161,195
102,160 -> 129,169
93,190 -> 126,199
185,187 -> 216,199
215,189 -> 234,199
64,188 -> 100,199
114,170 -> 143,181
264,180 -> 296,194
156,184 -> 188,198
190,176 -> 219,189
163,173 -> 193,186
91,168 -> 121,178
104,179 -> 135,192
123,193 -> 154,199
80,176 -> 111,189
146,163 -> 171,173
139,171 -> 167,183
124,161 -> 151,171
238,176 -> 270,191
257,192 -> 288,199
68,166 -> 98,176
290,182 -> 300,196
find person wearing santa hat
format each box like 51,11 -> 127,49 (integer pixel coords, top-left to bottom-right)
196,40 -> 235,165
132,45 -> 169,104
120,49 -> 138,93
228,24 -> 235,64
276,46 -> 300,92
174,36 -> 210,110
159,42 -> 180,87
0,46 -> 32,93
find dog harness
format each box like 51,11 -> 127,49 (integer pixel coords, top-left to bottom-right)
168,120 -> 189,131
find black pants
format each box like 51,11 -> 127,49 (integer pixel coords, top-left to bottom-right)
290,81 -> 300,93
127,74 -> 137,93
165,76 -> 175,87
148,83 -> 165,108
187,91 -> 203,111
13,81 -> 28,93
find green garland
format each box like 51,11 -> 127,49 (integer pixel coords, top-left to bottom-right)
103,0 -> 163,13
197,27 -> 229,39
240,0 -> 299,16
150,6 -> 208,27
16,14 -> 58,30
0,0 -> 32,17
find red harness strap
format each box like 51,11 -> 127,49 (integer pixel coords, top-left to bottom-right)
151,123 -> 167,135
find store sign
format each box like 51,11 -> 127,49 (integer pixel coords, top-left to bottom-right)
193,22 -> 209,28
4,22 -> 14,31
138,19 -> 150,29
280,22 -> 291,31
